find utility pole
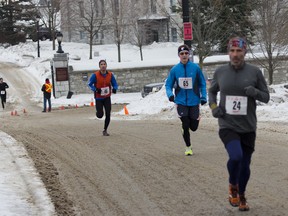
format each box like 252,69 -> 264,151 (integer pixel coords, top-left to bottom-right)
36,19 -> 40,58
182,0 -> 193,61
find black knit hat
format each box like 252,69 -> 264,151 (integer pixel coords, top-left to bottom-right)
178,44 -> 190,54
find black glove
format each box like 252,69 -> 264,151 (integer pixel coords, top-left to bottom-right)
212,106 -> 225,118
244,86 -> 258,97
209,103 -> 225,118
169,95 -> 174,102
200,97 -> 207,105
96,88 -> 101,94
112,89 -> 117,94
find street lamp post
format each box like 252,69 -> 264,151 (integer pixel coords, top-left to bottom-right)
50,60 -> 56,98
56,32 -> 64,53
36,18 -> 40,57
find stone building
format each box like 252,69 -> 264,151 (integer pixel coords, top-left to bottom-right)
59,0 -> 182,45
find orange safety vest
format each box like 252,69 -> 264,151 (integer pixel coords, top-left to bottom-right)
94,71 -> 112,98
45,83 -> 52,93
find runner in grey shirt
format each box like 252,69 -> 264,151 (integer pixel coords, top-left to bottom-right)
208,36 -> 270,211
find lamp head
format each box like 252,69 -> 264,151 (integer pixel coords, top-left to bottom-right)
56,32 -> 63,43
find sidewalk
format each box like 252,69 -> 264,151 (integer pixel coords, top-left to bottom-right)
0,131 -> 55,216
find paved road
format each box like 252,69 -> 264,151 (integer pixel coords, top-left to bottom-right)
0,62 -> 41,113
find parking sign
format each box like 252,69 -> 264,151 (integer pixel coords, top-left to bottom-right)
183,22 -> 193,40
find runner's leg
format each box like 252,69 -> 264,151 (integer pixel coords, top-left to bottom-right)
103,97 -> 111,130
180,116 -> 191,147
95,99 -> 104,118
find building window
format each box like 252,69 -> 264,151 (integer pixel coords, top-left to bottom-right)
113,0 -> 119,16
101,0 -> 105,17
170,0 -> 177,13
151,0 -> 157,13
79,1 -> 84,18
171,28 -> 177,42
94,0 -> 99,16
80,31 -> 85,40
152,30 -> 159,42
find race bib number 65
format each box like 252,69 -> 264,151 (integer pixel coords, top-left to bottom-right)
225,95 -> 248,115
178,77 -> 193,89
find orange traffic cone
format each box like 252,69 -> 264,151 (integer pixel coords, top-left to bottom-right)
14,110 -> 18,116
124,105 -> 129,115
11,111 -> 14,116
90,98 -> 94,107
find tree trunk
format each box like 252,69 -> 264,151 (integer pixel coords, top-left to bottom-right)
198,57 -> 204,70
268,63 -> 273,85
117,42 -> 121,62
89,36 -> 93,59
268,52 -> 273,85
140,45 -> 143,61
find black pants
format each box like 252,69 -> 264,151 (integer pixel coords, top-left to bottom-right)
177,104 -> 200,147
1,94 -> 6,109
96,97 -> 111,130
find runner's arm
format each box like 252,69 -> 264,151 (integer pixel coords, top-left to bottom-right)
88,74 -> 97,92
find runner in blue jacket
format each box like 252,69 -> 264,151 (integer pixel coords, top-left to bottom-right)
165,44 -> 207,156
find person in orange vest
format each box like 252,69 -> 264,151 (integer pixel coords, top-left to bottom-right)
41,78 -> 52,112
88,59 -> 118,136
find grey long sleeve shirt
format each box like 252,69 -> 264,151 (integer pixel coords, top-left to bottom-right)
208,62 -> 270,133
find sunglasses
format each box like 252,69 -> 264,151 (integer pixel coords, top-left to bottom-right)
179,52 -> 189,56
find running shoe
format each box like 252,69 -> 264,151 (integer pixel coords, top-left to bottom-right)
185,147 -> 193,156
229,184 -> 239,207
239,194 -> 249,211
102,130 -> 110,136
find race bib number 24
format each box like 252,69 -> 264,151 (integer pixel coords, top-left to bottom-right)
225,95 -> 248,115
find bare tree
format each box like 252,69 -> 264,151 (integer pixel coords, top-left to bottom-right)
105,0 -> 130,62
157,0 -> 228,69
68,0 -> 104,59
127,1 -> 151,61
188,0 -> 230,69
250,0 -> 288,84
37,0 -> 61,50
130,22 -> 146,61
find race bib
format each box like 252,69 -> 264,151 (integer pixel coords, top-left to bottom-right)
100,86 -> 110,96
178,77 -> 193,89
0,91 -> 5,95
225,95 -> 248,115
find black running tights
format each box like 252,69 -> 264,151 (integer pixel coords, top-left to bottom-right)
180,116 -> 199,147
96,97 -> 111,130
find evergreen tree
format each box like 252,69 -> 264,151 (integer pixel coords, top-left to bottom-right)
216,0 -> 257,52
189,0 -> 225,68
185,0 -> 256,67
0,0 -> 38,45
